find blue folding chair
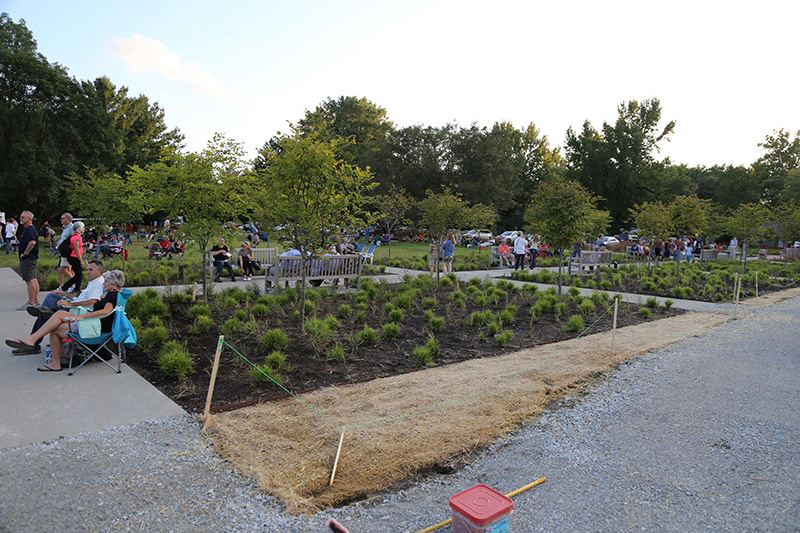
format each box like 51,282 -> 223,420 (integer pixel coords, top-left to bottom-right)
361,244 -> 377,264
67,288 -> 137,376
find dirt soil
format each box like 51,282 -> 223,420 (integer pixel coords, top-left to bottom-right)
125,283 -> 684,414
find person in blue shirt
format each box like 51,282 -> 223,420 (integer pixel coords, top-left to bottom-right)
440,235 -> 456,275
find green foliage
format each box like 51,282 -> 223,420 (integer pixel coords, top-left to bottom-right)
195,315 -> 213,333
389,309 -> 405,322
565,315 -> 585,333
139,326 -> 169,353
260,329 -> 289,351
251,303 -> 269,317
469,310 -> 492,327
156,341 -> 194,380
554,301 -> 568,317
234,309 -> 247,322
496,330 -> 513,347
249,350 -> 286,385
126,290 -> 169,322
664,299 -> 674,308
220,318 -> 243,337
414,346 -> 434,367
579,299 -> 596,314
188,304 -> 210,319
305,318 -> 335,350
429,316 -> 444,333
645,297 -> 659,308
381,322 -> 400,339
169,292 -> 193,304
326,344 -> 346,363
356,327 -> 379,346
639,307 -> 652,318
337,304 -> 353,319
487,321 -> 500,336
422,297 -> 437,310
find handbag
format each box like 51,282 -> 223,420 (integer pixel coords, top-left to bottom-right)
69,306 -> 104,338
58,237 -> 73,258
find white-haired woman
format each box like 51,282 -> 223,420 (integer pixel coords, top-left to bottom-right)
5,270 -> 126,371
60,221 -> 86,293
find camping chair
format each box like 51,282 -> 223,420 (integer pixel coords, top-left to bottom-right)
361,244 -> 377,264
66,288 -> 137,376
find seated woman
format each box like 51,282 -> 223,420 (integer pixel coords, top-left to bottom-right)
237,241 -> 256,281
5,270 -> 125,372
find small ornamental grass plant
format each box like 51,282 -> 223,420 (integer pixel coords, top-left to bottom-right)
157,340 -> 194,380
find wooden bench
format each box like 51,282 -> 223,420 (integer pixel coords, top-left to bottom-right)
265,254 -> 363,291
490,246 -> 512,267
205,247 -> 278,281
571,250 -> 613,273
699,249 -> 717,263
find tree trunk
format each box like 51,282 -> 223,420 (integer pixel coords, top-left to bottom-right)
557,249 -> 563,296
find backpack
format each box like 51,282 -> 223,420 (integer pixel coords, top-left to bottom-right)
58,237 -> 73,258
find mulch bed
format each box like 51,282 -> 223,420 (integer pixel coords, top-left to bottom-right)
125,279 -> 684,414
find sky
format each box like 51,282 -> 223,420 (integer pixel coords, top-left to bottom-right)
5,0 -> 799,168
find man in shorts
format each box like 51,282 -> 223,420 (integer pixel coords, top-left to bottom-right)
56,213 -> 75,287
17,211 -> 39,310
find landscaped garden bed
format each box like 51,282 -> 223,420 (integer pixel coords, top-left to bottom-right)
510,260 -> 799,302
123,273 -> 684,413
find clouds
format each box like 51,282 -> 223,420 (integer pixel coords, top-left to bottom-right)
107,34 -> 242,106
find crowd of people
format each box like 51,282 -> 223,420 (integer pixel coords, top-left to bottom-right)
3,209 -> 128,373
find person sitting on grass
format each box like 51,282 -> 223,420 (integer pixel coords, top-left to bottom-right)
5,270 -> 125,372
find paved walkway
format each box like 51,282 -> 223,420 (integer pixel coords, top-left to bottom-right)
0,268 -> 184,450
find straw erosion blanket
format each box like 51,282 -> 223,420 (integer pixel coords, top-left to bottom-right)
204,310 -> 731,513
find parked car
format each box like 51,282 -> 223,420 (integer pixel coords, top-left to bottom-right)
461,229 -> 493,246
494,230 -> 520,245
603,236 -> 620,245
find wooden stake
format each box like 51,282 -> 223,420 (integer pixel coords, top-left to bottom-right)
330,431 -> 345,486
203,336 -> 225,426
755,274 -> 758,298
611,298 -> 619,353
192,282 -> 197,302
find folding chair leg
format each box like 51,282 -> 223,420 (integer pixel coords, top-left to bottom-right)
68,339 -> 123,376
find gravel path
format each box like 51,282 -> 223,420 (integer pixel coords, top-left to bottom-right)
1,296 -> 798,532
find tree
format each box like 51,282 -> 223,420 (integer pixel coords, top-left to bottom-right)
69,169 -> 147,271
372,186 -> 413,257
725,203 -> 769,274
0,14 -> 183,222
297,95 -> 394,171
417,187 -> 496,279
669,195 -> 713,240
524,178 -> 609,294
771,200 -> 800,268
128,134 -> 252,253
255,128 -> 375,332
565,99 -> 675,228
629,201 -> 673,243
753,128 -> 800,205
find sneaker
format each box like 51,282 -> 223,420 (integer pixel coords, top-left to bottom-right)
27,305 -> 54,320
16,302 -> 35,311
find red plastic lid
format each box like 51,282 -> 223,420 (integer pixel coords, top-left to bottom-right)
449,484 -> 514,525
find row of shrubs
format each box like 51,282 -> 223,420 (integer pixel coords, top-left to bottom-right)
125,272 -> 670,386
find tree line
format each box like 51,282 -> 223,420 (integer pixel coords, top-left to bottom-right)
3,13 -> 799,248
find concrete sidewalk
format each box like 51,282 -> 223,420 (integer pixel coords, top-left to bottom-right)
0,267 -> 184,450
